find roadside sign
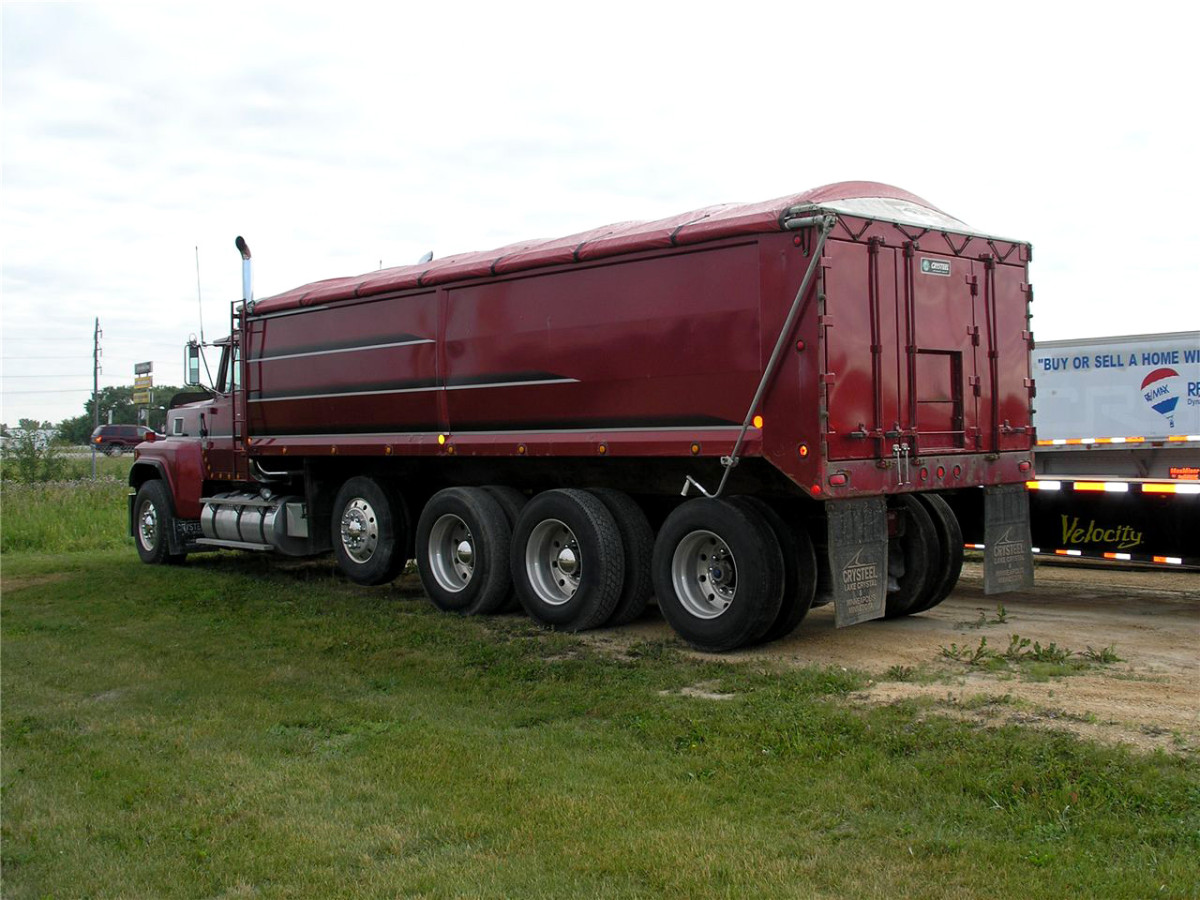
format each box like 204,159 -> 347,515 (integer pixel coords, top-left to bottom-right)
134,375 -> 153,388
134,361 -> 153,375
132,391 -> 151,404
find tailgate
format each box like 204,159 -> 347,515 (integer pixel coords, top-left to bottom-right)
822,234 -> 1033,460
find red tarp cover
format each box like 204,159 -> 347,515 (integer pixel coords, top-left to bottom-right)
252,181 -> 953,314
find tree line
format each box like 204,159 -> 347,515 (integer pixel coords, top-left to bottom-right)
2,383 -> 185,446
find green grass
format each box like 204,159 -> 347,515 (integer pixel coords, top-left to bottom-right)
1,456 -> 133,554
2,486 -> 1198,898
3,552 -> 1197,899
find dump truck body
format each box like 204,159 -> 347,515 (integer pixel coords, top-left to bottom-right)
132,182 -> 1038,649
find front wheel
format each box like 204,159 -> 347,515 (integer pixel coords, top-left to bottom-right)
133,480 -> 187,565
331,476 -> 410,586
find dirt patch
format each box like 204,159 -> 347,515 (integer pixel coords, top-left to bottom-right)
0,573 -> 70,592
594,561 -> 1200,754
660,682 -> 738,701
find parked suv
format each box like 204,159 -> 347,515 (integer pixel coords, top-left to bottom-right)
91,424 -> 156,456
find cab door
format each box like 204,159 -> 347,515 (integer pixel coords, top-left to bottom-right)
201,341 -> 247,483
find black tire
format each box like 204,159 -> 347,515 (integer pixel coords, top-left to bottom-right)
511,489 -> 624,632
133,479 -> 187,565
729,496 -> 817,643
908,493 -> 964,614
416,487 -> 513,615
331,476 -> 410,586
589,488 -> 654,627
883,494 -> 938,618
652,498 -> 784,652
481,485 -> 529,612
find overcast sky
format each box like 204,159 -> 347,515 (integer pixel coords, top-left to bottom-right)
3,1 -> 1198,425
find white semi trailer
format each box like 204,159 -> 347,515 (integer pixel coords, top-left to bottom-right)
1025,331 -> 1198,566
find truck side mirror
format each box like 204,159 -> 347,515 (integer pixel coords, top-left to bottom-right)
185,341 -> 201,386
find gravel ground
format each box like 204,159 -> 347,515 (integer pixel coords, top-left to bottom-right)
594,560 -> 1200,755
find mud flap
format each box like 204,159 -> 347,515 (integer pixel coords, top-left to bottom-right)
825,497 -> 888,627
984,484 -> 1035,594
173,519 -> 205,554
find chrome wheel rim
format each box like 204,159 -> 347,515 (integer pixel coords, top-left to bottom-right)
137,498 -> 158,552
671,530 -> 736,619
428,513 -> 474,593
339,497 -> 379,564
525,518 -> 580,606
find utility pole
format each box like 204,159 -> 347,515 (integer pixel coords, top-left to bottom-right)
91,317 -> 101,479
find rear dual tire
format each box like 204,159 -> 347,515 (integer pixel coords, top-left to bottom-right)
884,493 -> 963,617
511,489 -> 625,632
652,498 -> 785,652
728,496 -> 817,644
909,493 -> 963,614
416,487 -> 513,615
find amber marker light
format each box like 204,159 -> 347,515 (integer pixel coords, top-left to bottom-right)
752,415 -> 763,429
690,443 -> 701,455
517,444 -> 527,455
797,443 -> 809,457
598,443 -> 608,455
437,434 -> 447,445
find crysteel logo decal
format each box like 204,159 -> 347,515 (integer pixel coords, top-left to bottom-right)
1060,516 -> 1143,550
920,258 -> 951,277
992,527 -> 1028,559
841,548 -> 879,591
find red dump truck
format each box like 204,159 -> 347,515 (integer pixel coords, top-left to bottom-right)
130,181 -> 1037,650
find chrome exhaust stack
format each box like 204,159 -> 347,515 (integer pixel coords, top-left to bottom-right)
235,236 -> 253,310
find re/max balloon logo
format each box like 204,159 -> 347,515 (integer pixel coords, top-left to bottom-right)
1141,367 -> 1181,428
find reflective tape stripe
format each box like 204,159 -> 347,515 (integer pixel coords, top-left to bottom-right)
1038,436 -> 1150,444
1026,480 -> 1062,490
1055,549 -> 1083,556
1072,481 -> 1129,492
1152,556 -> 1183,565
1103,552 -> 1132,561
1142,483 -> 1200,495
